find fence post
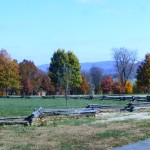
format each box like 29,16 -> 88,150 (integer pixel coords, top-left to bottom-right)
146,96 -> 150,102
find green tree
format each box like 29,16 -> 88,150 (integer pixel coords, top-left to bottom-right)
136,53 -> 150,93
49,49 -> 68,94
49,49 -> 82,99
67,51 -> 82,94
132,82 -> 138,94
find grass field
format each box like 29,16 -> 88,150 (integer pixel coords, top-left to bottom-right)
0,98 -> 150,150
0,97 -> 128,116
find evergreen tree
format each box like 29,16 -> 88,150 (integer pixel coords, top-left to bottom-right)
136,53 -> 150,93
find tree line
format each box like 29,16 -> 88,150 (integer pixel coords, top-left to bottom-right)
0,49 -> 54,96
0,48 -> 150,96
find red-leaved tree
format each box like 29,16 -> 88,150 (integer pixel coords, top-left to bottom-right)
22,78 -> 33,95
19,60 -> 39,95
112,81 -> 122,94
79,76 -> 90,94
40,71 -> 55,95
101,75 -> 114,94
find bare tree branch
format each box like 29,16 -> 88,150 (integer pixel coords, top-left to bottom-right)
112,47 -> 137,93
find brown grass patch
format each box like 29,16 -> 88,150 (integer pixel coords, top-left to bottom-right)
0,113 -> 150,150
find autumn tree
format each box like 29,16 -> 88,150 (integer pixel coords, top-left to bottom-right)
81,71 -> 91,84
19,60 -> 40,95
0,49 -> 20,95
22,78 -> 33,95
136,53 -> 150,93
0,55 -> 5,95
0,49 -> 11,60
112,81 -> 122,94
39,70 -> 55,95
90,66 -> 103,94
101,75 -> 114,94
112,47 -> 137,93
49,49 -> 82,97
125,80 -> 133,94
79,76 -> 90,94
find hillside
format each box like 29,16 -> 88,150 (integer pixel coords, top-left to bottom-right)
80,61 -> 116,74
37,61 -> 116,74
37,61 -> 141,78
38,64 -> 49,73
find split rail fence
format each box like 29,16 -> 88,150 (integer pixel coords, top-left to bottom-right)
0,95 -> 150,101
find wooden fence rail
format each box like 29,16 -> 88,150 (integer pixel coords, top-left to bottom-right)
0,107 -> 43,126
1,100 -> 150,126
1,95 -> 149,102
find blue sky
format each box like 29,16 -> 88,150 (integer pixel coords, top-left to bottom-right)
0,0 -> 150,65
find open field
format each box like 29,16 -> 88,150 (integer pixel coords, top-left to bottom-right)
0,98 -> 128,116
0,98 -> 150,150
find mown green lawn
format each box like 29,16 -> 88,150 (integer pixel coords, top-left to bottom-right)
0,97 -> 128,116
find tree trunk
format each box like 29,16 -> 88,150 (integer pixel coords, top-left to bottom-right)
6,87 -> 8,96
65,85 -> 68,107
2,87 -> 4,96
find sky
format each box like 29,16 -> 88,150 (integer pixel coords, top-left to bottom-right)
0,0 -> 150,66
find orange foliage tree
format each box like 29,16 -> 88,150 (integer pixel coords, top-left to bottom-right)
125,80 -> 133,94
79,76 -> 90,94
0,49 -> 20,95
112,81 -> 122,94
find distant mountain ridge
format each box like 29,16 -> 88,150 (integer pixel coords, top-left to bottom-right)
81,61 -> 116,74
38,64 -> 49,73
37,61 -> 116,74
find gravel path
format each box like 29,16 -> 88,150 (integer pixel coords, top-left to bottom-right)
94,109 -> 150,150
95,112 -> 150,123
